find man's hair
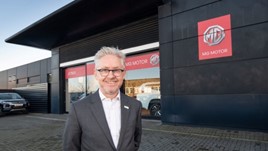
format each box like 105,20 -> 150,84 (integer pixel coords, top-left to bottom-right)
94,46 -> 126,68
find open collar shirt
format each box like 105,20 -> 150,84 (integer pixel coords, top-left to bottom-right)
99,90 -> 121,148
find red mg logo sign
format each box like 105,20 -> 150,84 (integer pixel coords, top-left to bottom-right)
198,14 -> 232,60
204,25 -> 225,46
150,54 -> 159,66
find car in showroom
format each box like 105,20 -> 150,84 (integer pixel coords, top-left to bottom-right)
136,82 -> 161,117
0,92 -> 30,116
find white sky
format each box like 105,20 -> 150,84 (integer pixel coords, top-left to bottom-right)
0,0 -> 73,72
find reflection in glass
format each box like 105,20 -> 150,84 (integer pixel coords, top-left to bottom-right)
125,68 -> 161,118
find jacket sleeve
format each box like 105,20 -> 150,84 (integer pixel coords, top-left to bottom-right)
134,101 -> 142,150
63,103 -> 82,151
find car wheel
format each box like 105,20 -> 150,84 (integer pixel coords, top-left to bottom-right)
22,109 -> 29,114
0,106 -> 5,116
149,103 -> 161,117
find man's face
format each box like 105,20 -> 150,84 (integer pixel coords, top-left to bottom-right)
94,55 -> 125,98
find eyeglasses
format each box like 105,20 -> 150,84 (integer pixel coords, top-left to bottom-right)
96,69 -> 125,77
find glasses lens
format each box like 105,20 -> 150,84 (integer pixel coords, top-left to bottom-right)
98,69 -> 124,77
113,69 -> 122,76
99,69 -> 109,76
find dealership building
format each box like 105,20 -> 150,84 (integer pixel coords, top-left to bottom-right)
1,0 -> 268,130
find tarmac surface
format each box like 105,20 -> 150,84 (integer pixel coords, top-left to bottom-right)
0,113 -> 268,151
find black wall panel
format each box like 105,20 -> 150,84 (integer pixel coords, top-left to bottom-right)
50,82 -> 61,114
159,0 -> 268,129
159,43 -> 173,69
172,23 -> 268,68
171,0 -> 268,41
158,2 -> 171,18
171,0 -> 220,15
174,58 -> 268,95
159,17 -> 172,44
59,16 -> 159,63
162,94 -> 268,130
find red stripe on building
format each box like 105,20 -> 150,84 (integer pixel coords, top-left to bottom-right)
125,51 -> 159,71
65,66 -> 85,79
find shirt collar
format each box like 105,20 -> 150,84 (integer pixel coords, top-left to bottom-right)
99,89 -> 120,101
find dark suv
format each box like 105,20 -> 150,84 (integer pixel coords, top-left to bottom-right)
0,92 -> 30,116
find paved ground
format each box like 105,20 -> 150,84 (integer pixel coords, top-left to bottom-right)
0,113 -> 268,151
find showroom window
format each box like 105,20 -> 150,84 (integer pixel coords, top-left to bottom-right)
65,65 -> 86,112
124,51 -> 160,117
64,51 -> 160,117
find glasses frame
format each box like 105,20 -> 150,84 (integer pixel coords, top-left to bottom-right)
96,69 -> 125,77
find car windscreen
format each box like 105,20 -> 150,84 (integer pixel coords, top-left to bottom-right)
0,93 -> 22,99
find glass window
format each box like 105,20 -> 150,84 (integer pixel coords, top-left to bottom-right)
63,51 -> 161,118
124,51 -> 161,118
65,65 -> 86,112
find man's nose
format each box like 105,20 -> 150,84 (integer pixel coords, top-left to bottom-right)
107,70 -> 116,77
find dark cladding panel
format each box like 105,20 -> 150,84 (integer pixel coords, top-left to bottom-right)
28,61 -> 41,77
160,95 -> 174,121
50,82 -> 60,113
173,58 -> 268,95
159,16 -> 172,44
160,68 -> 174,95
171,0 -> 220,15
172,22 -> 268,67
160,0 -> 268,130
232,22 -> 268,59
161,94 -> 268,130
59,16 -> 159,63
173,38 -> 198,67
159,42 -> 173,69
158,2 -> 171,18
172,0 -> 268,41
14,83 -> 49,113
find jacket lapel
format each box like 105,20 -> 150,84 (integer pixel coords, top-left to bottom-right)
88,91 -> 116,149
117,93 -> 130,149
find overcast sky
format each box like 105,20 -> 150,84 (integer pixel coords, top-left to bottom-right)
0,0 -> 73,72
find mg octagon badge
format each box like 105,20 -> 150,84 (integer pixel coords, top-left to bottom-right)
198,14 -> 232,60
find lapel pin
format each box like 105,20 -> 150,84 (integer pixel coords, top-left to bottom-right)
124,105 -> 129,109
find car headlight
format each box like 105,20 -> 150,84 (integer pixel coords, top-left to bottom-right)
2,101 -> 11,105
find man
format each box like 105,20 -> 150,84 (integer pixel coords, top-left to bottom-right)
63,46 -> 142,151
